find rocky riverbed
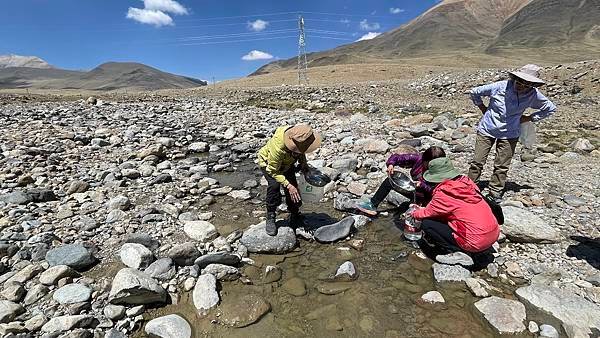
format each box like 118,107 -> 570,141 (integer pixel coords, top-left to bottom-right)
1,60 -> 599,337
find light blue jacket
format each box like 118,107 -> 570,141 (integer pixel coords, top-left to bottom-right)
470,80 -> 556,139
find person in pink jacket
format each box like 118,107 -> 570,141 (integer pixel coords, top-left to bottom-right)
411,157 -> 500,254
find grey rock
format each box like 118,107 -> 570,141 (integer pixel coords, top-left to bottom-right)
314,216 -> 354,243
1,282 -> 25,302
5,264 -> 43,284
145,314 -> 192,338
539,324 -> 560,338
335,261 -> 358,280
502,206 -> 560,243
194,252 -> 241,269
145,258 -> 176,280
124,233 -> 160,251
193,273 -> 219,314
474,296 -> 526,335
586,273 -> 600,287
53,284 -> 92,304
105,329 -> 127,338
28,188 -> 57,202
188,142 -> 208,153
421,291 -> 445,303
436,252 -> 474,267
432,263 -> 471,283
39,265 -> 80,285
41,315 -> 98,333
563,195 -> 586,207
67,180 -> 89,195
331,157 -> 358,173
183,221 -> 218,242
385,190 -> 410,206
0,191 -> 32,205
105,209 -> 127,224
465,278 -> 489,297
202,264 -> 239,281
24,314 -> 47,331
167,242 -> 200,266
149,173 -> 172,185
570,138 -> 595,152
119,243 -> 154,269
516,285 -> 600,337
103,304 -> 126,320
333,193 -> 359,211
46,244 -> 96,271
0,300 -> 24,323
109,268 -> 167,305
108,195 -> 131,210
24,283 -> 50,305
240,221 -> 297,254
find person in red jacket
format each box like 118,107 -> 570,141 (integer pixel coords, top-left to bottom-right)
411,157 -> 500,254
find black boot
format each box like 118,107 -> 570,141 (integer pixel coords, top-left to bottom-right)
265,211 -> 277,236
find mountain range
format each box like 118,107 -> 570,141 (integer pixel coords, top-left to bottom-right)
0,56 -> 207,91
252,0 -> 600,75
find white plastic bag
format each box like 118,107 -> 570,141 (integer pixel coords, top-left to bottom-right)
519,121 -> 536,149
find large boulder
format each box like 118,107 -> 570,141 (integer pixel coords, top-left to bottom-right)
474,296 -> 526,335
109,268 -> 167,305
144,314 -> 192,338
45,244 -> 96,271
502,207 -> 560,243
193,273 -> 219,314
240,221 -> 297,254
516,285 -> 600,337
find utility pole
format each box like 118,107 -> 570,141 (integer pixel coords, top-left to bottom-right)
297,15 -> 309,86
212,76 -> 216,87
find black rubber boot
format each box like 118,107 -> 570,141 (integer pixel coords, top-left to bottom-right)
265,211 -> 277,236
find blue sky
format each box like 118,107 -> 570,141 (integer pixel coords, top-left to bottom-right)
0,0 -> 440,81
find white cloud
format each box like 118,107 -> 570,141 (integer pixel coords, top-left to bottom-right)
340,18 -> 350,24
248,19 -> 269,32
126,8 -> 173,27
359,19 -> 380,31
143,0 -> 188,15
242,50 -> 274,61
357,32 -> 381,41
127,0 -> 188,27
389,7 -> 404,14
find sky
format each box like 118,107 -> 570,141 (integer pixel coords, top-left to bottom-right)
0,0 -> 441,81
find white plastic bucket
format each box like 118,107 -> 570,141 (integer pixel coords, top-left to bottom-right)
519,121 -> 536,149
297,174 -> 324,203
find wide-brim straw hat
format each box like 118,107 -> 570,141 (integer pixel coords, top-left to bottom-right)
423,157 -> 461,183
284,124 -> 322,154
509,64 -> 545,86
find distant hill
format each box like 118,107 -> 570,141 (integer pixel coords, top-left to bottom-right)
252,0 -> 600,76
0,60 -> 207,90
0,54 -> 52,69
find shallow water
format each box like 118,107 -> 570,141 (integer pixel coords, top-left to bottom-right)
133,197 -> 509,338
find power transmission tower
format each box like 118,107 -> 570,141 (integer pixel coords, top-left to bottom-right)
297,16 -> 309,85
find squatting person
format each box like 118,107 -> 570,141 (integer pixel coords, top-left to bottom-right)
257,123 -> 322,236
467,64 -> 556,202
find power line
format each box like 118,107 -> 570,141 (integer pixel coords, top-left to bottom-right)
176,35 -> 297,46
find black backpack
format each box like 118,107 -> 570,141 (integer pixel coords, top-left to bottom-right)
477,191 -> 504,225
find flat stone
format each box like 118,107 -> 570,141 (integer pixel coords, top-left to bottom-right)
465,278 -> 489,297
39,265 -> 80,285
563,195 -> 586,207
317,282 -> 352,295
124,233 -> 160,250
347,182 -> 367,196
183,221 -> 219,242
193,273 -> 219,314
46,244 -> 96,271
0,191 -> 32,205
474,296 -> 526,335
227,190 -> 252,200
502,206 -> 560,243
53,284 -> 92,304
109,268 -> 167,305
314,216 -> 354,243
144,258 -> 176,280
516,285 -> 600,337
24,314 -> 46,332
41,315 -> 98,333
0,300 -> 24,323
240,221 -> 297,254
1,282 -> 25,302
24,284 -> 50,305
218,294 -> 271,328
282,277 -> 307,296
202,264 -> 239,281
333,192 -> 359,211
421,291 -> 445,304
145,314 -> 192,338
4,264 -> 43,285
194,252 -> 241,269
435,252 -> 474,267
432,263 -> 471,283
0,322 -> 26,336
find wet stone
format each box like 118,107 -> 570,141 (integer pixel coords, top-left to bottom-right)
282,277 -> 307,296
317,282 -> 352,295
432,263 -> 471,283
421,291 -> 445,304
201,264 -> 239,281
314,216 -> 355,243
474,296 -> 526,335
334,261 -> 358,281
240,221 -> 297,254
539,324 -> 560,338
194,252 -> 241,269
218,294 -> 271,328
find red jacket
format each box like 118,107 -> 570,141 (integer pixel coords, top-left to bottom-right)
412,176 -> 499,253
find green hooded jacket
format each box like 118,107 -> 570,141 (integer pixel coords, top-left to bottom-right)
257,126 -> 306,186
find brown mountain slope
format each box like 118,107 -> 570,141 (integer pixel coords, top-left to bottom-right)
252,0 -> 599,76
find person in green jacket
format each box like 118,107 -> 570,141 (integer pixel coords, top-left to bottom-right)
258,124 -> 322,236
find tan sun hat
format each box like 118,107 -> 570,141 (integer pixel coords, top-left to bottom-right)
509,64 -> 545,86
284,124 -> 322,154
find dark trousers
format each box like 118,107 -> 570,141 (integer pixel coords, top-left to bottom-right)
371,177 -> 430,207
421,219 -> 462,253
261,167 -> 301,214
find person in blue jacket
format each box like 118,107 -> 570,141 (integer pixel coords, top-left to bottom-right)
467,65 -> 557,202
